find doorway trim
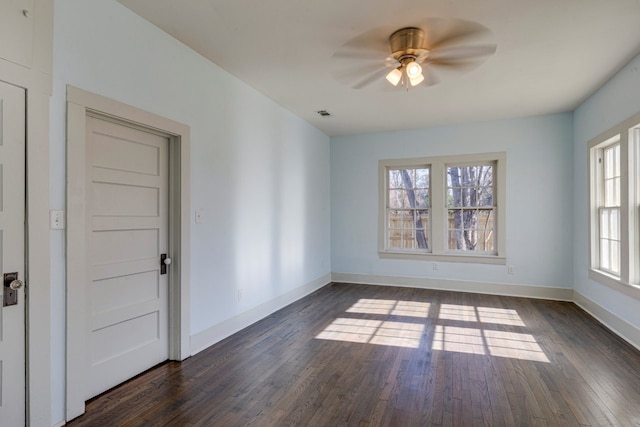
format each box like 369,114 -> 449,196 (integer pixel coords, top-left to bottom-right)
65,86 -> 191,420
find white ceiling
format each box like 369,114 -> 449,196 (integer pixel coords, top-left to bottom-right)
118,0 -> 640,136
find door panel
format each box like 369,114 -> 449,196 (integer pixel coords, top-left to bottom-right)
0,0 -> 34,68
0,81 -> 26,425
85,116 -> 168,398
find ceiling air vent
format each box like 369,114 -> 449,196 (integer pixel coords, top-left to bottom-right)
316,110 -> 331,117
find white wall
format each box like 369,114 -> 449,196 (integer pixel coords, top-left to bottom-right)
573,53 -> 640,329
51,0 -> 330,423
331,114 -> 574,290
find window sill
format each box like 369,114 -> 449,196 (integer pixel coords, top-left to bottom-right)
379,251 -> 507,265
588,269 -> 640,300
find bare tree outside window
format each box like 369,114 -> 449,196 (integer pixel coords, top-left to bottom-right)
447,164 -> 495,252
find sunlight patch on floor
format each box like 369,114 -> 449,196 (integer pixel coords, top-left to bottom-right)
432,325 -> 549,362
316,299 -> 548,361
439,304 -> 525,326
477,307 -> 526,326
346,299 -> 430,318
315,317 -> 424,348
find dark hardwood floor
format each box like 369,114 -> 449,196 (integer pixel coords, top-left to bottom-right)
67,283 -> 640,426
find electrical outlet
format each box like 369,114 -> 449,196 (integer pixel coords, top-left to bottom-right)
195,209 -> 204,224
238,288 -> 244,301
507,265 -> 515,275
433,262 -> 439,271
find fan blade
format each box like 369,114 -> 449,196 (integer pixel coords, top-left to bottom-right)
419,65 -> 440,87
332,50 -> 386,62
332,62 -> 393,85
429,59 -> 484,71
418,17 -> 494,51
334,25 -> 395,57
352,66 -> 394,89
415,51 -> 430,64
427,44 -> 497,62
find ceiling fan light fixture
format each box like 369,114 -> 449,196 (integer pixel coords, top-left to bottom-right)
409,72 -> 425,86
405,61 -> 422,78
386,67 -> 402,86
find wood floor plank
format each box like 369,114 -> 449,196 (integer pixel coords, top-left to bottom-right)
68,283 -> 640,426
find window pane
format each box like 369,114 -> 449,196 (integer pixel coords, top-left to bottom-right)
447,164 -> 494,209
415,168 -> 429,189
403,231 -> 415,249
600,238 -> 610,271
613,177 -> 620,206
415,189 -> 429,208
604,147 -> 614,179
600,209 -> 610,239
388,210 -> 400,229
610,208 -> 619,240
388,228 -> 402,249
447,188 -> 461,208
418,209 -> 429,230
388,190 -> 409,208
611,241 -> 620,274
388,170 -> 403,189
448,209 -> 462,230
447,208 -> 495,252
477,209 -> 494,229
605,180 -> 614,206
603,144 -> 620,209
476,230 -> 495,252
404,169 -> 416,189
477,187 -> 493,207
448,230 -> 464,250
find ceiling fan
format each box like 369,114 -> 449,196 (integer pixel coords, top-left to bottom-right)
332,18 -> 497,90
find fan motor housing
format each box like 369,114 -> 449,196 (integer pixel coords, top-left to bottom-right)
389,27 -> 427,59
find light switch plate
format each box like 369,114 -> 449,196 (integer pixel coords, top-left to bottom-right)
50,209 -> 65,230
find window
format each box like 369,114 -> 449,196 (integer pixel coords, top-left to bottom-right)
597,142 -> 621,275
387,167 -> 430,251
588,112 -> 640,292
379,153 -> 506,264
446,163 -> 495,253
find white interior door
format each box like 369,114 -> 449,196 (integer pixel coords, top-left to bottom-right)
85,115 -> 169,398
0,82 -> 26,425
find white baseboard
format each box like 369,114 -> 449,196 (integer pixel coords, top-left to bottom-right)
331,272 -> 574,301
573,290 -> 640,351
190,273 -> 331,355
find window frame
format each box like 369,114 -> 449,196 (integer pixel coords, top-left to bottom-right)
445,160 -> 497,255
587,111 -> 640,296
596,142 -> 621,276
379,152 -> 506,265
385,165 -> 432,253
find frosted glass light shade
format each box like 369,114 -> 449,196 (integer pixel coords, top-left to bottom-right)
386,68 -> 402,86
409,72 -> 425,86
406,61 -> 422,78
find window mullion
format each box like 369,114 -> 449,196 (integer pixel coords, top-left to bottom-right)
622,125 -> 640,285
617,133 -> 629,283
431,162 -> 445,254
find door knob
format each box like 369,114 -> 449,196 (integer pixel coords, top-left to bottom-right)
160,254 -> 170,275
9,279 -> 23,290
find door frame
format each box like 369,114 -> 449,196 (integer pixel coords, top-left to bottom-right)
65,86 -> 191,420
